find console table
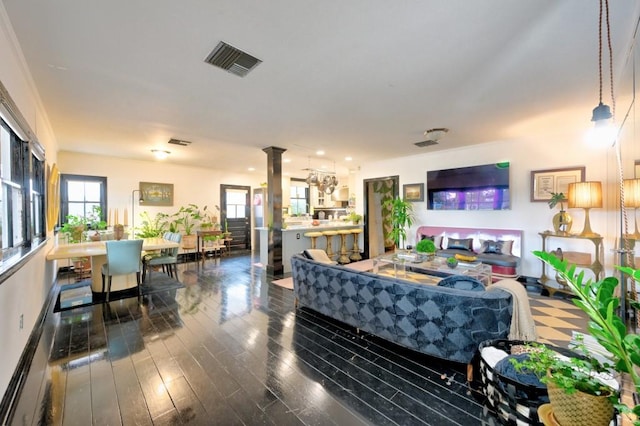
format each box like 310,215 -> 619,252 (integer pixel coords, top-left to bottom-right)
538,231 -> 604,296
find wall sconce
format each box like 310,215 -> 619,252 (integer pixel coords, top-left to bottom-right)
151,149 -> 170,160
623,178 -> 640,238
567,181 -> 603,237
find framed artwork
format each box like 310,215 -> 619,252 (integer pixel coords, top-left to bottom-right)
139,181 -> 174,206
530,167 -> 585,202
403,183 -> 424,202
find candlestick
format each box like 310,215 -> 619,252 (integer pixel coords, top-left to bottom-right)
108,208 -> 112,227
123,208 -> 128,226
114,209 -> 119,225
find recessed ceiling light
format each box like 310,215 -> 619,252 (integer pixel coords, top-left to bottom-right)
283,158 -> 291,163
151,149 -> 170,160
248,167 -> 255,171
316,150 -> 325,156
345,156 -> 352,161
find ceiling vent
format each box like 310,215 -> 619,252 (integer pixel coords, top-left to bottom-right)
415,128 -> 449,148
204,41 -> 262,77
168,138 -> 192,146
414,140 -> 439,148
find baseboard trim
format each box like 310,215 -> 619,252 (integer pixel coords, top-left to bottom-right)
0,282 -> 57,424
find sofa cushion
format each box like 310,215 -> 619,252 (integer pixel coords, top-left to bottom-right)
476,252 -> 520,268
446,238 -> 474,251
437,275 -> 485,291
479,239 -> 513,255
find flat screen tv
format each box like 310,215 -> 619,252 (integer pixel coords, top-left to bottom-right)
426,162 -> 510,210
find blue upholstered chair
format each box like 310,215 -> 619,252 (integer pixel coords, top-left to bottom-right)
437,275 -> 486,291
101,239 -> 144,302
142,232 -> 182,283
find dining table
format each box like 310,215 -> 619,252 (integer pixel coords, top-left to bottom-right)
46,237 -> 180,293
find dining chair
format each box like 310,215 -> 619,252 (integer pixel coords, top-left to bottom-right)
101,239 -> 144,302
142,232 -> 182,283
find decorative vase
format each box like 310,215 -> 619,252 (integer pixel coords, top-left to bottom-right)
546,377 -> 614,426
113,224 -> 125,240
90,231 -> 101,241
552,210 -> 573,234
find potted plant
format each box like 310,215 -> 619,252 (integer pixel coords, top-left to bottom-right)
548,192 -> 572,234
347,212 -> 362,224
446,256 -> 458,269
509,337 -> 617,426
60,214 -> 88,243
173,204 -> 204,249
415,239 -> 437,259
382,196 -> 414,250
536,250 -> 640,425
135,211 -> 169,238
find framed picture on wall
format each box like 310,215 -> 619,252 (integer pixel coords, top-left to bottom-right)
530,166 -> 585,202
139,182 -> 174,206
403,183 -> 424,202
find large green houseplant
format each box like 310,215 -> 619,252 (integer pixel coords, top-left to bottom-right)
536,250 -> 640,424
382,196 -> 414,249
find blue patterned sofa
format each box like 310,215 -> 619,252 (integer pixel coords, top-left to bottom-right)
290,254 -> 513,364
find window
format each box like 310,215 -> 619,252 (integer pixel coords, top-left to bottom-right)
59,175 -> 107,227
225,189 -> 247,218
0,117 -> 45,253
289,179 -> 309,215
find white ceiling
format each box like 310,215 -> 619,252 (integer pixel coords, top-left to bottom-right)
3,1 -> 639,179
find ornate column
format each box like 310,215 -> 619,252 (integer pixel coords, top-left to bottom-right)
262,146 -> 286,275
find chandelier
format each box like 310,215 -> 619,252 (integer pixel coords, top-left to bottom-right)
305,168 -> 339,194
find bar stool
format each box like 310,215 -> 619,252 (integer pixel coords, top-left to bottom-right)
349,228 -> 363,261
322,230 -> 338,260
303,231 -> 323,249
337,230 -> 352,264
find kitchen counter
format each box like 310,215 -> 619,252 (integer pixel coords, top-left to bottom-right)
257,223 -> 363,273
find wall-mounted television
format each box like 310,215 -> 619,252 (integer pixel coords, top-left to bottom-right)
427,162 -> 510,210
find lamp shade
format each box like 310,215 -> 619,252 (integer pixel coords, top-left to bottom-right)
623,178 -> 640,208
567,181 -> 603,209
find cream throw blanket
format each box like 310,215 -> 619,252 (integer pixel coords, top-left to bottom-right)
488,279 -> 537,341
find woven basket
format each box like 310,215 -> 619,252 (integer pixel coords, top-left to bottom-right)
546,377 -> 615,426
477,339 -> 578,426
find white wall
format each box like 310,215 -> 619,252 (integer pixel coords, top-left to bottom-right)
0,4 -> 59,398
357,128 -> 639,279
58,151 -> 263,231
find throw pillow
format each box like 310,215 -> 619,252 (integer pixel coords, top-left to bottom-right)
302,249 -> 336,265
446,237 -> 473,251
420,234 -> 442,249
479,239 -> 514,255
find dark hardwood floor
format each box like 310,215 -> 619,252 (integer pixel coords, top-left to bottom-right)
7,253 -> 578,425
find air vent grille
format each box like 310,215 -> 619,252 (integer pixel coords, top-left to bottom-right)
168,138 -> 192,146
204,41 -> 262,77
414,140 -> 439,148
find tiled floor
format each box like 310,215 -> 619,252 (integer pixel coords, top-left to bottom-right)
6,253 -> 589,425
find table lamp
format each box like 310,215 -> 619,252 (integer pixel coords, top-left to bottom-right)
623,178 -> 640,238
567,181 -> 603,237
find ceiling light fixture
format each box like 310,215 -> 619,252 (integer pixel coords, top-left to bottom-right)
151,149 -> 170,160
589,0 -> 616,144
